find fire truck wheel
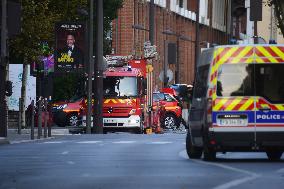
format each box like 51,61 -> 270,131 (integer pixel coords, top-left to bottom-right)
186,132 -> 202,159
67,113 -> 78,127
266,150 -> 283,161
162,113 -> 178,130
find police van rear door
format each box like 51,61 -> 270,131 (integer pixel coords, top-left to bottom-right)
214,62 -> 255,142
254,46 -> 284,144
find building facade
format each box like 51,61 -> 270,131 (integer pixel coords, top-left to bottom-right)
258,3 -> 284,44
112,0 -> 232,88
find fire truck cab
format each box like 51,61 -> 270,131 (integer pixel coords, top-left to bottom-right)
102,64 -> 146,133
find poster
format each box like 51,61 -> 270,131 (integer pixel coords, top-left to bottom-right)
55,22 -> 85,73
8,64 -> 37,111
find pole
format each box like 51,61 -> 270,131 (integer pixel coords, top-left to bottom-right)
31,100 -> 35,140
44,99 -> 47,138
175,37 -> 180,84
0,0 -> 8,138
86,0 -> 94,134
149,0 -> 155,45
194,0 -> 200,74
93,0 -> 104,134
163,40 -> 168,88
254,21 -> 258,44
37,98 -> 42,139
18,98 -> 22,134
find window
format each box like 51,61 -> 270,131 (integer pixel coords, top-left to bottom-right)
165,94 -> 176,102
217,64 -> 253,97
217,63 -> 284,103
103,76 -> 138,97
179,0 -> 184,8
153,93 -> 165,102
255,64 -> 284,103
194,65 -> 209,98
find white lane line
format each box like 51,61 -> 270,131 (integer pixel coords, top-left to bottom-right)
61,151 -> 69,155
179,150 -> 261,189
276,168 -> 284,173
150,142 -> 172,144
76,141 -> 102,144
44,141 -> 63,144
212,176 -> 260,189
112,141 -> 136,144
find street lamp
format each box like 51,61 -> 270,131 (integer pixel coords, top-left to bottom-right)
162,29 -> 192,84
132,24 -> 149,32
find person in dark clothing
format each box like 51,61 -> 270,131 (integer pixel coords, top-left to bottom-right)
57,34 -> 84,69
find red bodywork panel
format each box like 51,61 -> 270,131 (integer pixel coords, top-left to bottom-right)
128,59 -> 147,77
104,67 -> 142,77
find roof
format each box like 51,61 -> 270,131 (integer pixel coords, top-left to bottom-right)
199,45 -> 284,67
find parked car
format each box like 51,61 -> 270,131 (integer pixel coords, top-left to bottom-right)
153,92 -> 182,130
52,96 -> 84,127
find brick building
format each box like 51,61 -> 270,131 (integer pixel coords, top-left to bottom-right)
112,0 -> 232,88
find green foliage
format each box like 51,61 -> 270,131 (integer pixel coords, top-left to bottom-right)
52,74 -> 82,101
267,0 -> 284,38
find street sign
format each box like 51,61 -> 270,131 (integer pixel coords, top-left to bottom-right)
144,41 -> 157,59
159,69 -> 173,83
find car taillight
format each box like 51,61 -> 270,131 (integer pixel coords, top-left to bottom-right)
207,98 -> 212,124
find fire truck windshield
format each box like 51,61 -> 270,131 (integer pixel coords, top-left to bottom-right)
103,76 -> 138,97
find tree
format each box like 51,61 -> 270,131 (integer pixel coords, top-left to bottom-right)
9,0 -> 123,127
267,0 -> 284,38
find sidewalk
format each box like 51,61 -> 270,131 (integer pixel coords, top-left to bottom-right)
0,128 -> 70,145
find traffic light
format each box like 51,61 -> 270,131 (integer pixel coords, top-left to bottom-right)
5,80 -> 13,97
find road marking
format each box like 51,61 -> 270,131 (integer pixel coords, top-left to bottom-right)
150,142 -> 172,144
61,151 -> 69,155
67,161 -> 75,165
76,141 -> 102,144
44,141 -> 63,144
179,150 -> 261,189
276,168 -> 284,173
112,141 -> 136,144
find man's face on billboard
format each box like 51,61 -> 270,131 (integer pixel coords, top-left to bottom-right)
67,35 -> 75,47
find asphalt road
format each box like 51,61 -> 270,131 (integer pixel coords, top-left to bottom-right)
0,133 -> 283,189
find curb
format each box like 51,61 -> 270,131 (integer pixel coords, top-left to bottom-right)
9,137 -> 56,144
0,137 -> 10,145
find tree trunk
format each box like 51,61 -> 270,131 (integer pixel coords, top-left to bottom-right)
20,62 -> 28,128
272,0 -> 284,38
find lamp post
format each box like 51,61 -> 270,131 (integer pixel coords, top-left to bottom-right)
0,0 -> 8,138
93,0 -> 104,134
162,29 -> 192,84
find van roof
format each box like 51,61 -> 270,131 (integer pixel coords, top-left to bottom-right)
198,45 -> 284,67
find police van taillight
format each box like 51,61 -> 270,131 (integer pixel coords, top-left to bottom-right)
207,98 -> 212,124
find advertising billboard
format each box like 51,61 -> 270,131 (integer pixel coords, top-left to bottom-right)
55,22 -> 86,73
8,64 -> 36,111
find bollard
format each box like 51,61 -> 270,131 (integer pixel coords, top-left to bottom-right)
31,100 -> 35,140
44,99 -> 47,138
18,98 -> 22,135
37,98 -> 42,139
48,100 -> 52,137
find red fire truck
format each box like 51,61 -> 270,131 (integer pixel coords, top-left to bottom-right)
78,55 -> 163,133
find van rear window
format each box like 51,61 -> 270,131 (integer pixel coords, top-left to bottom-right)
217,64 -> 284,103
217,64 -> 253,97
